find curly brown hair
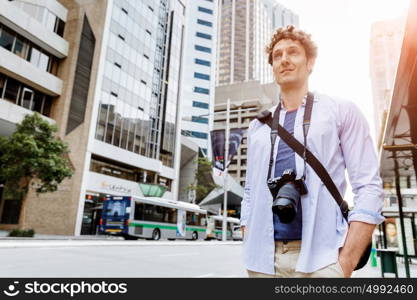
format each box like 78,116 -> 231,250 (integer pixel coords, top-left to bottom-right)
265,25 -> 318,66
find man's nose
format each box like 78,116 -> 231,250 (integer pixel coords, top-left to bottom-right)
281,52 -> 290,65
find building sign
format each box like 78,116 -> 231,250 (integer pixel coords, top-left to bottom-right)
87,172 -> 141,196
100,181 -> 132,194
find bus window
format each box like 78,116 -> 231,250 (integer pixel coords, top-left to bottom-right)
199,215 -> 207,227
186,212 -> 206,226
186,212 -> 197,226
215,220 -> 222,230
144,204 -> 157,222
162,207 -> 177,224
134,202 -> 144,220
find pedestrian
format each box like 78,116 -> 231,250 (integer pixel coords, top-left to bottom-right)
240,25 -> 385,278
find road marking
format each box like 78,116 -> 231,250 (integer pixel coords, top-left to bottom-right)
195,273 -> 214,278
159,252 -> 199,257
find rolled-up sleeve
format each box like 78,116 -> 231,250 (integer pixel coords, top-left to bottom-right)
339,101 -> 385,225
240,120 -> 256,226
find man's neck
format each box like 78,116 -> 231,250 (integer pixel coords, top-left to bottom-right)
280,84 -> 309,111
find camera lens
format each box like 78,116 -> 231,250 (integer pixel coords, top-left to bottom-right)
272,182 -> 300,223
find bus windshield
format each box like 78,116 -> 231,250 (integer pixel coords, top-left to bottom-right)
100,196 -> 130,234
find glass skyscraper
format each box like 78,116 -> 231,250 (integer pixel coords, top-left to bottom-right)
95,0 -> 185,168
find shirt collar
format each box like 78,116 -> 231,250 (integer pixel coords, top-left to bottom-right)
278,91 -> 318,110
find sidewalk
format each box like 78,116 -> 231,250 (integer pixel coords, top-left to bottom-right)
0,230 -> 122,240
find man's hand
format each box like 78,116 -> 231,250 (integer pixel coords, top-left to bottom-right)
241,226 -> 246,239
338,221 -> 375,277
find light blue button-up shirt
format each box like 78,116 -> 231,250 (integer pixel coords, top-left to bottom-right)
240,91 -> 385,274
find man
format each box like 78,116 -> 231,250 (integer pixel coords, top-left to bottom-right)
240,25 -> 384,278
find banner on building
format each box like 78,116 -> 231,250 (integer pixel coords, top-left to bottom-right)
210,128 -> 244,171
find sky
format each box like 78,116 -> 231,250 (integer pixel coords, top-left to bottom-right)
276,0 -> 410,140
275,0 -> 410,204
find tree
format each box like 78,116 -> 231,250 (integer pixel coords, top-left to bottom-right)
0,113 -> 73,225
187,157 -> 220,203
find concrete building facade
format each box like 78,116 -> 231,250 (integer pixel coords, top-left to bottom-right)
0,0 -> 187,235
214,81 -> 278,187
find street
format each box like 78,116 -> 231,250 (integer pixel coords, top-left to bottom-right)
1,239 -> 416,278
0,240 -> 247,277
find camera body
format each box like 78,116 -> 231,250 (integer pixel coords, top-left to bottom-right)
267,169 -> 308,223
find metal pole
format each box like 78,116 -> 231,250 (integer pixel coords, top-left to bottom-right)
393,156 -> 410,278
222,98 -> 230,241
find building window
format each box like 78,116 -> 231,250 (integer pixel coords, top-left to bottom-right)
181,130 -> 208,139
195,45 -> 211,53
157,176 -> 172,191
0,25 -> 59,75
192,101 -> 209,109
193,87 -> 210,95
198,6 -> 213,15
196,32 -> 212,40
195,58 -> 211,66
197,19 -> 213,27
2,76 -> 20,103
198,7 -> 213,14
194,72 -> 210,80
54,18 -> 65,37
0,73 -> 52,116
192,116 -> 209,124
90,158 -> 135,181
0,26 -> 15,51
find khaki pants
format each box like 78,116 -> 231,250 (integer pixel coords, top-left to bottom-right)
247,241 -> 345,278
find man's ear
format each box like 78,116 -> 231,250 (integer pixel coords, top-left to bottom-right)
307,58 -> 316,75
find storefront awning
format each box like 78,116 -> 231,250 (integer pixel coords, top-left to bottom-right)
199,168 -> 244,207
380,0 -> 417,181
139,183 -> 167,198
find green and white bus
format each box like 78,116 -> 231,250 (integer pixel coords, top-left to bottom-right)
100,195 -> 207,240
206,215 -> 241,240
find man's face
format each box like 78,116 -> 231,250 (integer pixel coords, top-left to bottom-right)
271,39 -> 314,89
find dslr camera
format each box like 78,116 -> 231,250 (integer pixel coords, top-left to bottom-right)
267,169 -> 308,224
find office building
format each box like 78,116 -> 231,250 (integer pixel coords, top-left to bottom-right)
0,0 -> 187,235
216,0 -> 298,86
370,17 -> 405,147
180,0 -> 218,158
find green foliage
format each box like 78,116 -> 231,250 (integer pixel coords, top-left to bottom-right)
0,113 -> 73,196
187,157 -> 220,203
8,228 -> 35,237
